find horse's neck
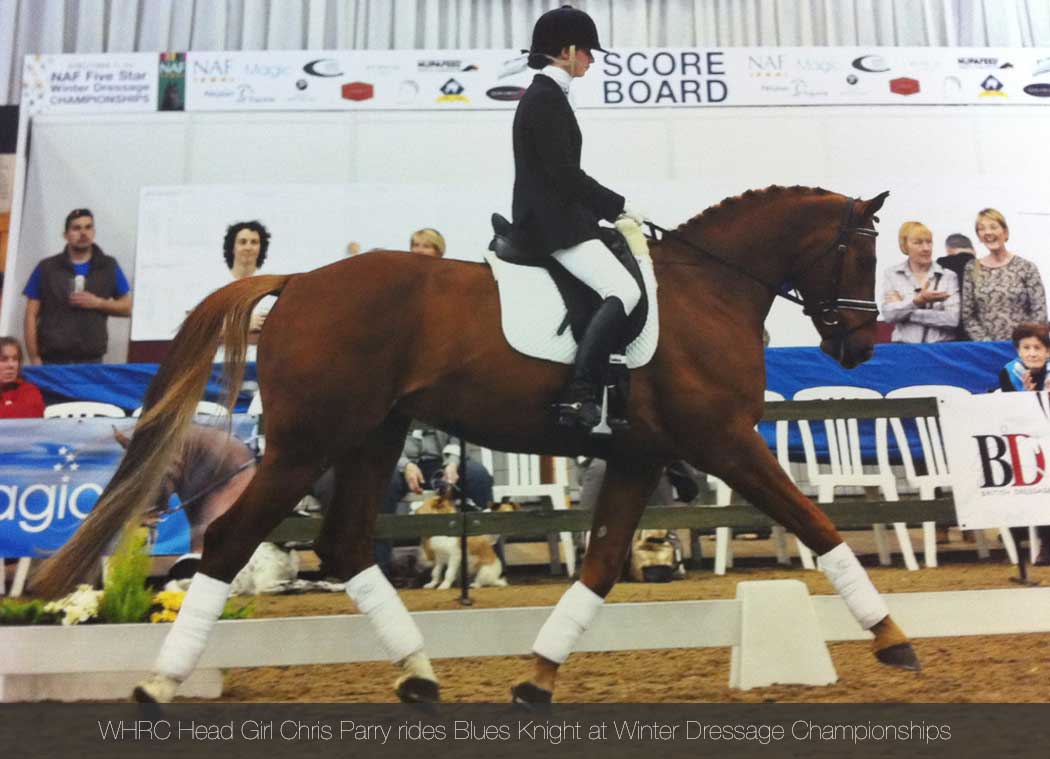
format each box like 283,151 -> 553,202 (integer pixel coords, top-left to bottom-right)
653,210 -> 796,318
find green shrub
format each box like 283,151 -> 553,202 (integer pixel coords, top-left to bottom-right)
0,598 -> 61,626
97,528 -> 155,624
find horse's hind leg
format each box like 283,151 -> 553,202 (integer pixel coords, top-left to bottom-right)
313,418 -> 440,703
512,459 -> 661,704
133,440 -> 324,703
707,426 -> 920,672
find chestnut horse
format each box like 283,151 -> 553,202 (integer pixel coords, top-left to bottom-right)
34,186 -> 914,704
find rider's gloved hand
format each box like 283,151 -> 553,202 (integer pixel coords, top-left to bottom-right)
619,205 -> 647,225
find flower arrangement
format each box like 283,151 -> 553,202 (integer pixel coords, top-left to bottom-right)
44,584 -> 103,626
1,527 -> 253,626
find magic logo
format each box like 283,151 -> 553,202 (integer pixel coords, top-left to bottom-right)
973,434 -> 1047,488
0,480 -> 101,532
0,445 -> 101,533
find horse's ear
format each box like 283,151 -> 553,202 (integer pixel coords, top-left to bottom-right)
865,190 -> 890,216
113,426 -> 131,449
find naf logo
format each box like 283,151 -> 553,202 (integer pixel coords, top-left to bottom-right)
974,434 -> 1046,488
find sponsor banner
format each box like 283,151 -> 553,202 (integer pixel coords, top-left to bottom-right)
0,417 -> 255,557
941,393 -> 1050,529
180,46 -> 1050,111
23,46 -> 1050,115
21,54 -> 158,115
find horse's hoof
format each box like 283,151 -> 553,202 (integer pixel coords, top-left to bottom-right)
396,677 -> 440,704
132,673 -> 178,704
875,642 -> 922,672
511,682 -> 553,711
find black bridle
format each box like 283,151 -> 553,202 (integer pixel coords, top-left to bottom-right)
645,196 -> 880,334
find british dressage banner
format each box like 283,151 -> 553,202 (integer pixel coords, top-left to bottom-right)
21,46 -> 1050,115
0,417 -> 257,558
941,392 -> 1050,530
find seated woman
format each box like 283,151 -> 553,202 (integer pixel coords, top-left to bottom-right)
962,208 -> 1047,341
998,322 -> 1050,564
0,336 -> 45,419
880,221 -> 959,343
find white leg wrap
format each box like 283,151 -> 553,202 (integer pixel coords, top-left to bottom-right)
346,565 -> 424,662
532,581 -> 604,664
819,542 -> 889,630
154,573 -> 231,681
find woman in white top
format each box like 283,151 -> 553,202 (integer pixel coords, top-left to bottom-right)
880,221 -> 959,343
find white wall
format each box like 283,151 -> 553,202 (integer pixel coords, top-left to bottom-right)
3,104 -> 1050,358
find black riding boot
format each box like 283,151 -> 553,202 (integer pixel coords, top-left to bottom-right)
554,296 -> 629,430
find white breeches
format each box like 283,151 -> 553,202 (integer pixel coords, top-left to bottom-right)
551,238 -> 642,313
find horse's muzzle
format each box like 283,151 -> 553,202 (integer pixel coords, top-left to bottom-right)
821,337 -> 874,369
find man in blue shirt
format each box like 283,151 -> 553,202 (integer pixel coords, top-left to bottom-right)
23,208 -> 132,364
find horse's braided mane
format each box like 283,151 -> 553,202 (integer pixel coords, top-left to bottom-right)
675,184 -> 834,234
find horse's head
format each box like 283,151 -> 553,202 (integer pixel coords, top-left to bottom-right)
790,191 -> 889,369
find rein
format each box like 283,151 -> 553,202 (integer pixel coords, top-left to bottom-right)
644,196 -> 880,330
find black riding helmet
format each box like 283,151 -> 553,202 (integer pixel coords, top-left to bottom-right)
527,5 -> 607,69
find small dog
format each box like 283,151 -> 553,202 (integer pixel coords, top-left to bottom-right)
416,491 -> 517,589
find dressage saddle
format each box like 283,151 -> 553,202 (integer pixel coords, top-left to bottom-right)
487,213 -> 648,348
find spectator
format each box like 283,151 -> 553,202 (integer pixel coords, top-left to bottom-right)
0,337 -> 44,419
223,220 -> 272,333
224,220 -> 270,279
936,233 -> 976,339
999,322 -> 1050,392
962,209 -> 1047,341
410,228 -> 446,258
880,221 -> 959,343
997,322 -> 1050,565
22,209 -> 132,364
940,233 -> 975,269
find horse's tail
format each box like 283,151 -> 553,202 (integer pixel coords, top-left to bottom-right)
31,274 -> 292,599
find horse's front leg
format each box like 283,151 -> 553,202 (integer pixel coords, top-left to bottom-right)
315,419 -> 440,703
512,459 -> 662,704
706,425 -> 920,671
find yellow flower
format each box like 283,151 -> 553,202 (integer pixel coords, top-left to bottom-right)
150,609 -> 178,624
151,591 -> 185,611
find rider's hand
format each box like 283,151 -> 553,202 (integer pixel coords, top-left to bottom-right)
620,205 -> 647,225
404,463 -> 425,494
443,462 -> 460,487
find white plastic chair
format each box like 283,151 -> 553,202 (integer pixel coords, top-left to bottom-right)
794,386 -> 919,571
708,390 -> 814,574
479,448 -> 575,577
131,400 -> 230,418
886,384 -> 1018,566
43,401 -> 126,419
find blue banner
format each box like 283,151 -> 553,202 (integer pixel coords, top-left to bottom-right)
0,416 -> 257,558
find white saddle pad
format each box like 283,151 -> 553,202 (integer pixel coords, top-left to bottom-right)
484,252 -> 659,367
